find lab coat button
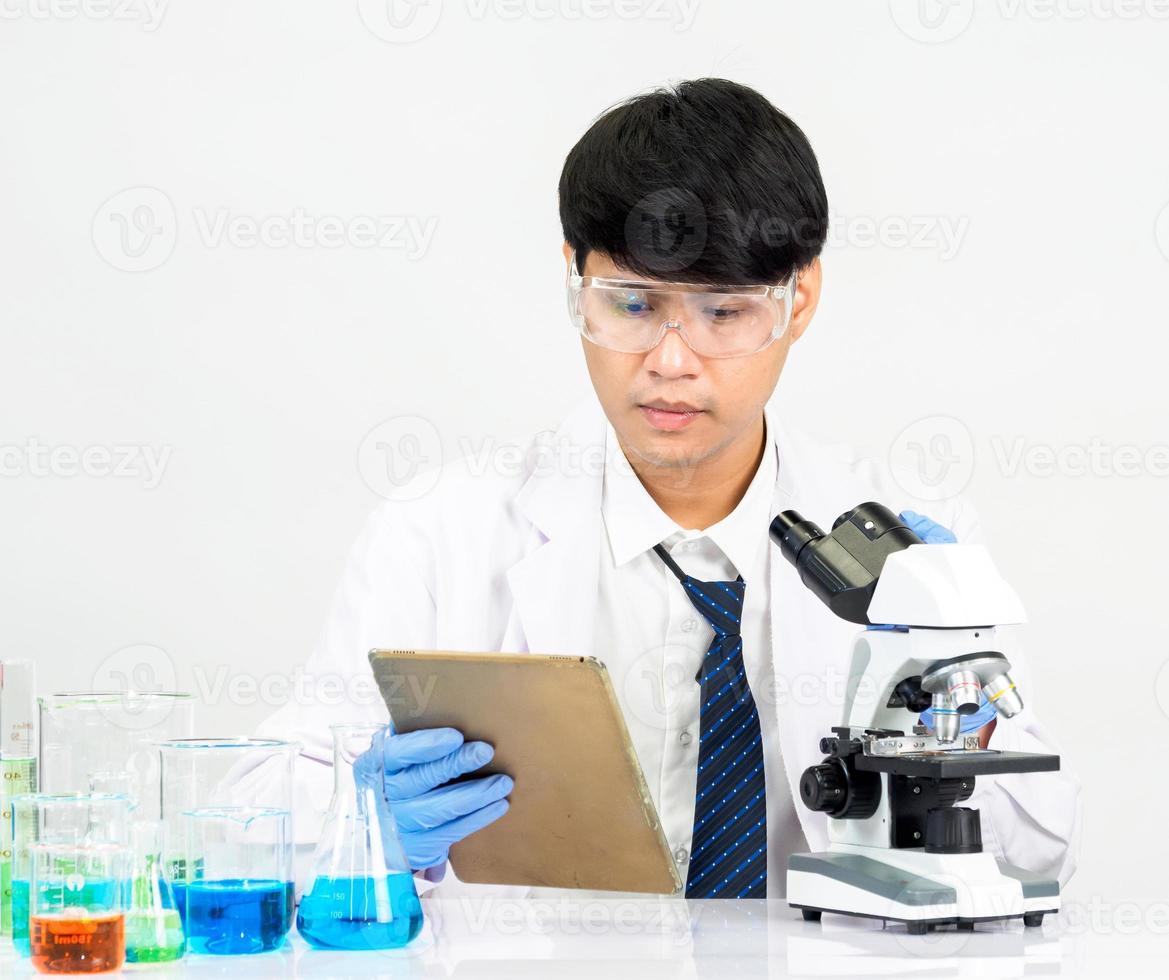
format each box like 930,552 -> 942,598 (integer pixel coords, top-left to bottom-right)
681,618 -> 697,633
674,847 -> 689,864
679,730 -> 693,746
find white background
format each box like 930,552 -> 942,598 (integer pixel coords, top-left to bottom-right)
2,0 -> 1168,912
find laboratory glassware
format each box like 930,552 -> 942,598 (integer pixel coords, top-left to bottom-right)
1,659 -> 38,936
9,793 -> 133,957
124,820 -> 183,963
28,840 -> 131,975
182,805 -> 294,955
158,736 -> 297,919
38,692 -> 195,819
297,723 -> 423,950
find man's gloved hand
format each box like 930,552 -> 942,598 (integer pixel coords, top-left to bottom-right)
355,726 -> 513,873
899,509 -> 957,544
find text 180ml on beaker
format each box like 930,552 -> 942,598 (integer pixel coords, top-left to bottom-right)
10,794 -> 134,959
182,806 -> 294,955
28,841 -> 131,976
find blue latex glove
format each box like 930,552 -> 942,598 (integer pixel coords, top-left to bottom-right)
899,509 -> 957,544
355,726 -> 513,872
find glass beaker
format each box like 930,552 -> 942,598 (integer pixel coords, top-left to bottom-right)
38,692 -> 195,820
297,724 -> 423,950
10,794 -> 134,958
158,737 -> 297,918
1,658 -> 38,938
124,820 -> 183,963
182,806 -> 294,955
28,841 -> 131,975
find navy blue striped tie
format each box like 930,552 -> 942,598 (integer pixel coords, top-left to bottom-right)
654,543 -> 767,899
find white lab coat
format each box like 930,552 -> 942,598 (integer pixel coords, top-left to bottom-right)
256,396 -> 1081,896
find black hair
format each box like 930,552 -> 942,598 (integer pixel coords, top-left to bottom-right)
558,78 -> 828,285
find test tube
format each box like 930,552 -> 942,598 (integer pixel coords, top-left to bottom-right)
2,659 -> 39,938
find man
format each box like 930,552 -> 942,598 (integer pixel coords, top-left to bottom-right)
257,78 -> 1080,899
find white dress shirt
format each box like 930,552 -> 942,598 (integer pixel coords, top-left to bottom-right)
595,415 -> 808,898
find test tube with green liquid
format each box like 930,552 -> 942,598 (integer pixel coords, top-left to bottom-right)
1,659 -> 39,936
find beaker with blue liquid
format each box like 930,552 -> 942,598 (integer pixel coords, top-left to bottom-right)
296,724 -> 423,950
183,806 -> 294,955
158,736 -> 297,954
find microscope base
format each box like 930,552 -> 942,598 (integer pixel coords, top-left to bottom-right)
788,846 -> 1059,933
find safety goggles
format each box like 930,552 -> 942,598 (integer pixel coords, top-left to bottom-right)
566,250 -> 797,359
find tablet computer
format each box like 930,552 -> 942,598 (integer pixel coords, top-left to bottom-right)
368,649 -> 682,895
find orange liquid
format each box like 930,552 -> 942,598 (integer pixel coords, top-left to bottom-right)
30,912 -> 125,974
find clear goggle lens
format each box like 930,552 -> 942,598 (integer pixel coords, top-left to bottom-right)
567,267 -> 795,358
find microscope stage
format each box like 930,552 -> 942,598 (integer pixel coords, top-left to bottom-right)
854,749 -> 1060,778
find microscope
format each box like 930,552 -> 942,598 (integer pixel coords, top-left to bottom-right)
769,502 -> 1061,934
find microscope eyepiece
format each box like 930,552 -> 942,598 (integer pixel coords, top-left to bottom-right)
769,502 -> 922,625
769,510 -> 825,565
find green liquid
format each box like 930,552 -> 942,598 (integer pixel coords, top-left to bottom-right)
0,757 -> 37,937
125,907 -> 185,962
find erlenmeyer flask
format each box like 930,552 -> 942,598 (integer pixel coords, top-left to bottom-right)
297,724 -> 423,950
124,820 -> 184,963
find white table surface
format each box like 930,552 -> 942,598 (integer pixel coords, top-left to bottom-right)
2,897 -> 1164,978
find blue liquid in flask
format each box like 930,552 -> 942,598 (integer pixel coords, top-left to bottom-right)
297,873 -> 423,950
184,878 -> 294,954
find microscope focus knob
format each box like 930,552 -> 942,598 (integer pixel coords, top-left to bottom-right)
800,762 -> 846,813
800,758 -> 882,819
925,806 -> 983,854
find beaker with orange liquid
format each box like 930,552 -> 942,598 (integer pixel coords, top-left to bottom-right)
28,841 -> 130,975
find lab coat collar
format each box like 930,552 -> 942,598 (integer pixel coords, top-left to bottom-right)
601,409 -> 781,579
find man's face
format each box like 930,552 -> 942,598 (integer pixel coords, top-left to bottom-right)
566,245 -> 821,477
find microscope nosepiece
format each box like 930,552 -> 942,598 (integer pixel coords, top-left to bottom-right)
984,672 -> 1024,718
